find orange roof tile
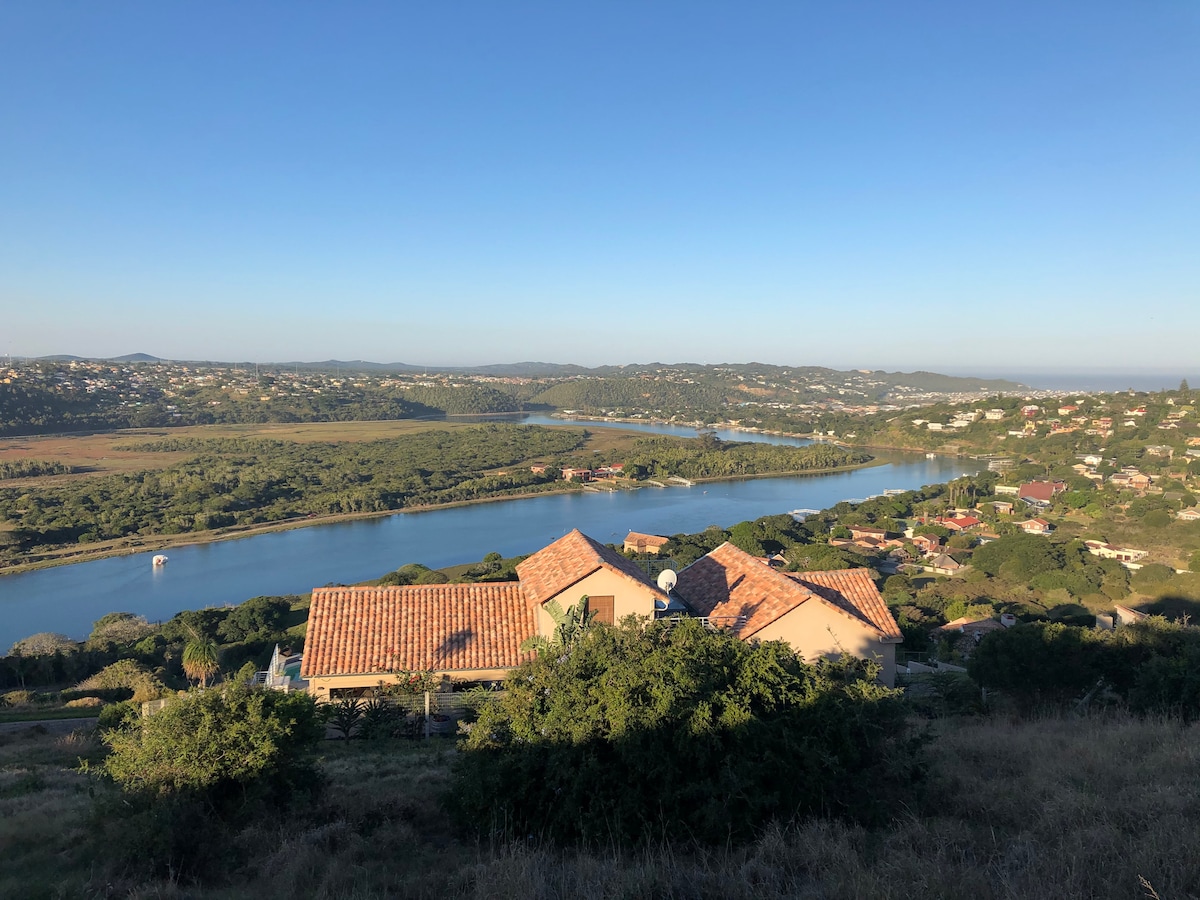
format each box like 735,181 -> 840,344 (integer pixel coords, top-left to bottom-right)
675,542 -> 818,638
675,542 -> 902,642
301,583 -> 535,678
516,528 -> 666,606
786,569 -> 903,641
624,531 -> 671,548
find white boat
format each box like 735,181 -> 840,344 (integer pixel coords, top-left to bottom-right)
152,554 -> 168,567
926,453 -> 937,459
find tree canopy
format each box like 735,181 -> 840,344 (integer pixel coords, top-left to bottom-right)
451,618 -> 908,845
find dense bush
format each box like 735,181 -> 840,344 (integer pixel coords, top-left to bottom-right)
74,659 -> 167,703
98,683 -> 323,798
970,618 -> 1200,718
450,619 -> 911,845
91,683 -> 325,878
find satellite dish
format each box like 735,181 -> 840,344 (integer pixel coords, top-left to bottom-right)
657,569 -> 678,592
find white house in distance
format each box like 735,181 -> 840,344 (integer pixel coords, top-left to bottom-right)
1084,540 -> 1149,564
301,529 -> 904,695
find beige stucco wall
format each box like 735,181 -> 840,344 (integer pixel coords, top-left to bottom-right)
308,667 -> 514,698
535,567 -> 660,636
754,601 -> 896,687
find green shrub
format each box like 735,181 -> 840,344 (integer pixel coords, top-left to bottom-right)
450,619 -> 911,845
97,700 -> 138,732
970,618 -> 1200,718
97,683 -> 323,798
75,659 -> 167,704
90,683 -> 324,879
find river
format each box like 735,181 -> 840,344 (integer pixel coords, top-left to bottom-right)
0,418 -> 981,648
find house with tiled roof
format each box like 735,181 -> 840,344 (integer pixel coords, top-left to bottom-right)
1017,517 -> 1054,535
939,515 -> 982,533
301,529 -> 903,696
1084,540 -> 1148,564
910,533 -> 943,557
673,542 -> 902,686
623,531 -> 671,555
927,553 -> 965,575
847,525 -> 890,541
1018,481 -> 1066,507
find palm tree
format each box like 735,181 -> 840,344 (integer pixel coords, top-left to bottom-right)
520,596 -> 596,656
182,631 -> 220,688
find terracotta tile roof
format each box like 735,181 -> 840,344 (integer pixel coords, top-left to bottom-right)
300,583 -> 535,678
941,515 -> 981,530
675,543 -> 901,642
1019,481 -> 1064,502
624,531 -> 671,549
516,528 -> 666,606
675,542 -> 813,638
788,569 -> 903,641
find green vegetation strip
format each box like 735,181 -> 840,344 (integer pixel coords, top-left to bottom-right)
0,708 -> 100,723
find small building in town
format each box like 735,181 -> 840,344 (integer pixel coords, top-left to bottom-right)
1017,517 -> 1054,535
1018,481 -> 1067,507
623,531 -> 671,555
1084,540 -> 1149,563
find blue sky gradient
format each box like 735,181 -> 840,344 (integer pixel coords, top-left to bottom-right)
2,3 -> 1198,370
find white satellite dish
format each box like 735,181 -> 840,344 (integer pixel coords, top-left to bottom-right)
657,569 -> 678,592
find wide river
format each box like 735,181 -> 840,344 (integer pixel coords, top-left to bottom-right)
0,417 -> 981,648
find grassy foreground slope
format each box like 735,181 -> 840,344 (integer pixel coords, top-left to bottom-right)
2,713 -> 1196,898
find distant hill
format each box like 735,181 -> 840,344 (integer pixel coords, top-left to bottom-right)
870,370 -> 1026,392
36,352 -> 162,363
27,354 -> 1027,392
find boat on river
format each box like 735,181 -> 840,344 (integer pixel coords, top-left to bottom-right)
152,554 -> 168,567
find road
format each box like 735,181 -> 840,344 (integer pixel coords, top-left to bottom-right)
0,716 -> 98,735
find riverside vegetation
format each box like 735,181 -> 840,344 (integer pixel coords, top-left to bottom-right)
0,425 -> 868,568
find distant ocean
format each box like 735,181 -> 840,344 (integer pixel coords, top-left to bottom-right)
939,369 -> 1200,393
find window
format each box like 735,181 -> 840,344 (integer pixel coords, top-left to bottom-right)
588,595 -> 614,625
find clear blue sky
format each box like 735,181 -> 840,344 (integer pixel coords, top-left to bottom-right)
2,2 -> 1198,371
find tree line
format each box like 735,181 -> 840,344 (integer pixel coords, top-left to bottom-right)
622,436 -> 871,480
0,425 -> 586,562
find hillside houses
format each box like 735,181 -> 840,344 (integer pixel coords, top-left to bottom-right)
1084,540 -> 1149,564
301,529 -> 904,693
1016,517 -> 1054,535
939,515 -> 982,533
1018,481 -> 1067,507
623,531 -> 670,554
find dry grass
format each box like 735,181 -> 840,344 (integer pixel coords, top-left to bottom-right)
0,726 -> 98,898
0,420 -> 501,482
6,714 -> 1200,898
